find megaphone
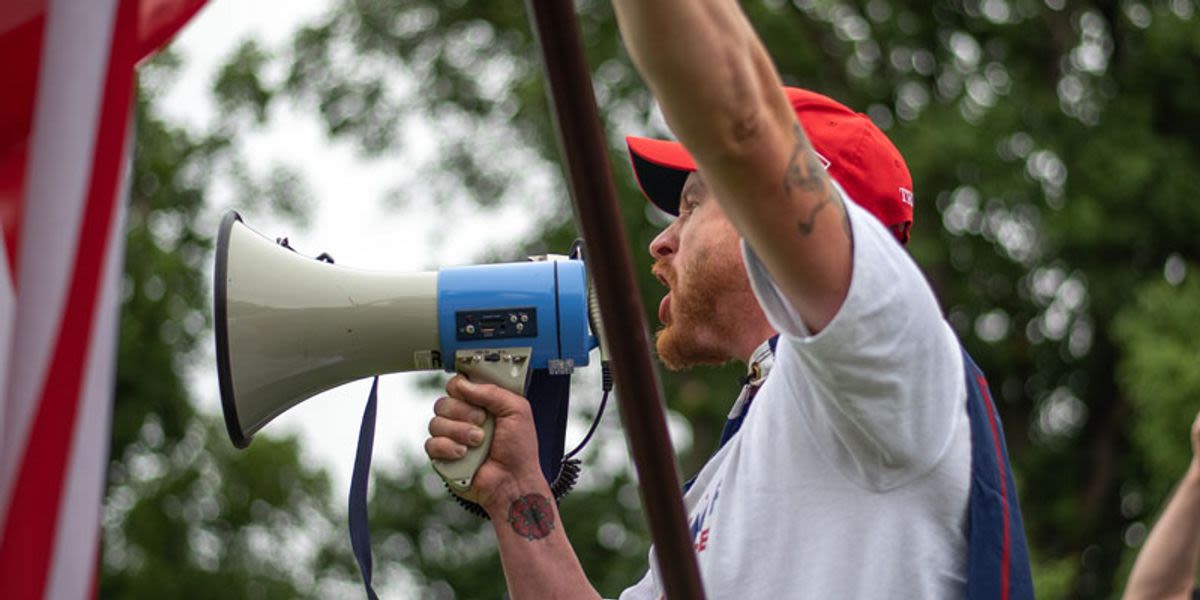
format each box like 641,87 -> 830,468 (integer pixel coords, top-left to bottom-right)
214,211 -> 599,492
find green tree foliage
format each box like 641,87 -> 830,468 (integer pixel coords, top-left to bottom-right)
129,1 -> 1200,598
1115,271 -> 1200,496
103,56 -> 351,598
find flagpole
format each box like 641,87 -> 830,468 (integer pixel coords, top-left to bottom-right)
523,1 -> 705,598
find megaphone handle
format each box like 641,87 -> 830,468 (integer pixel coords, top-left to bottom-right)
433,348 -> 533,493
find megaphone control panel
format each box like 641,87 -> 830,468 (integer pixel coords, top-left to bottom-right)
455,308 -> 537,340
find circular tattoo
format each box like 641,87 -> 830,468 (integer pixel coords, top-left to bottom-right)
507,493 -> 555,540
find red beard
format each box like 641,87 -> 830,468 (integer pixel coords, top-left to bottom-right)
652,247 -> 747,371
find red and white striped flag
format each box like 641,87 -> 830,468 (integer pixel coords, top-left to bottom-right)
0,0 -> 204,597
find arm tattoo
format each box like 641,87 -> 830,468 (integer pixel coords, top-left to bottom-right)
507,493 -> 555,541
783,124 -> 850,238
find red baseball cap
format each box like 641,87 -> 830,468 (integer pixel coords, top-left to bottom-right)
626,87 -> 914,244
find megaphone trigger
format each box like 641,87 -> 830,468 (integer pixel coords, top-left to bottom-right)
432,347 -> 534,492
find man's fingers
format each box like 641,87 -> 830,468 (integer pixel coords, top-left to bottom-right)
428,415 -> 487,447
445,375 -> 527,416
433,395 -> 488,425
424,436 -> 468,461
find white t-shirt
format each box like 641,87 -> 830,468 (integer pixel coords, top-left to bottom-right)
619,187 -> 971,599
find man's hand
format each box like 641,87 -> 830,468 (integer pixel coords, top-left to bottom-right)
425,375 -> 546,513
425,376 -> 597,599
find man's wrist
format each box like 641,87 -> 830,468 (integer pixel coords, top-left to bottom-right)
483,474 -> 560,543
483,473 -> 553,518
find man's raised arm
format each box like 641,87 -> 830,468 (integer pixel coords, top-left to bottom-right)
611,0 -> 852,332
1123,411 -> 1200,600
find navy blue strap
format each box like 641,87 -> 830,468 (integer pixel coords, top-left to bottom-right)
526,369 -> 572,483
349,377 -> 381,600
684,336 -> 779,493
962,349 -> 1034,599
715,335 -> 779,448
715,394 -> 753,449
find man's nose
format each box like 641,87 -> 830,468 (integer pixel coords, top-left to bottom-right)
649,226 -> 676,259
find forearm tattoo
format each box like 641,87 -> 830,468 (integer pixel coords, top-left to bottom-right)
784,123 -> 850,238
507,493 -> 555,541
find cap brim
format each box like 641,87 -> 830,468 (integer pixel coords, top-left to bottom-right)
626,136 -> 696,215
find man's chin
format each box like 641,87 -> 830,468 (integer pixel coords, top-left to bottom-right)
655,326 -> 730,371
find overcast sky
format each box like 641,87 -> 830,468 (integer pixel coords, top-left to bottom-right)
165,0 -> 554,490
160,0 -> 696,514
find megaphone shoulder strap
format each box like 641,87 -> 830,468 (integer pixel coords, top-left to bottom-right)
349,378 -> 381,600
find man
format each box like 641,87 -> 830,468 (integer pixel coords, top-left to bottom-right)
1124,410 -> 1200,600
424,1 -> 1032,597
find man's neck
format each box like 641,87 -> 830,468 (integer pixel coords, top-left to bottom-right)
739,332 -> 778,366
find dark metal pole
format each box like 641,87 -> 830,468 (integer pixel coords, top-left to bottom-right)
523,1 -> 705,598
